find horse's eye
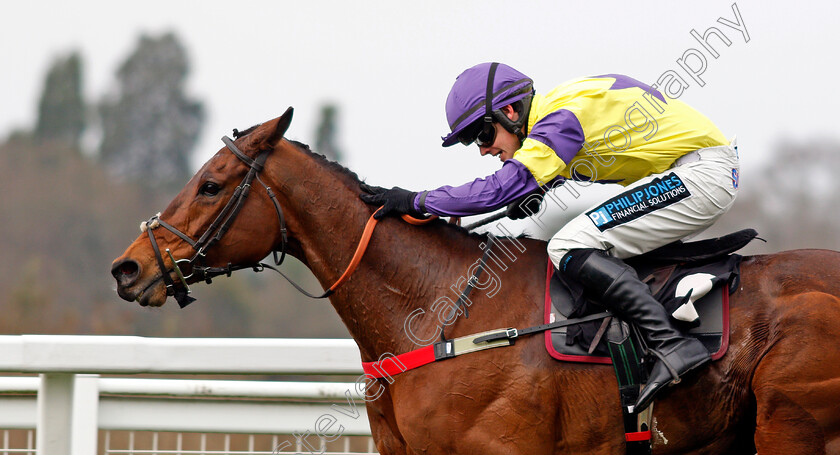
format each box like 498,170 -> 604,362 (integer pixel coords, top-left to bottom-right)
200,182 -> 221,197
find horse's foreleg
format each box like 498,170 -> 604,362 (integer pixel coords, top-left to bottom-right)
752,292 -> 840,455
366,399 -> 408,455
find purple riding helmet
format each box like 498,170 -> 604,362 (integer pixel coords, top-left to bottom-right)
441,62 -> 535,147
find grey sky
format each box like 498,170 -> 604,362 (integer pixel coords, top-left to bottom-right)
3,0 -> 838,230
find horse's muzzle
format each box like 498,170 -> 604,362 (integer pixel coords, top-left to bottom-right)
112,258 -> 140,287
111,258 -> 148,303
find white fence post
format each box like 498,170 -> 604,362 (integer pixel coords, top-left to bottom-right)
71,374 -> 100,455
36,373 -> 74,455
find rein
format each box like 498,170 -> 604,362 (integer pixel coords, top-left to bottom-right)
463,211 -> 507,231
141,135 -> 436,308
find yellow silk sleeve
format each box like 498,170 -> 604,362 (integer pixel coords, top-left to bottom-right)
512,138 -> 569,186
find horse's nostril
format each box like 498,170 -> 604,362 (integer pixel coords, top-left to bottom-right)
111,259 -> 140,284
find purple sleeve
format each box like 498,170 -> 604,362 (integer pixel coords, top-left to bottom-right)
414,159 -> 541,217
528,109 -> 585,164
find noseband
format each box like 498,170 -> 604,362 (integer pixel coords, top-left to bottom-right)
142,136 -> 288,308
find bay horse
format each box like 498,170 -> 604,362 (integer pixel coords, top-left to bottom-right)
111,109 -> 840,454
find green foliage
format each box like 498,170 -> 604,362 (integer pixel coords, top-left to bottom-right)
98,33 -> 204,191
34,52 -> 85,146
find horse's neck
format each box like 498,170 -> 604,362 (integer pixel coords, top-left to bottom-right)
268,150 -> 480,360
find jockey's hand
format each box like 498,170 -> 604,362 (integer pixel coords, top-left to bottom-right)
360,184 -> 421,220
505,189 -> 546,220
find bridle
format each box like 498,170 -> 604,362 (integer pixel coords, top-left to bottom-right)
141,135 -> 289,308
141,134 -> 437,309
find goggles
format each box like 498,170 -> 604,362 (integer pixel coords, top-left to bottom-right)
457,117 -> 496,147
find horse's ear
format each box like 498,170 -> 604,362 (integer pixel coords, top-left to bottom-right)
249,107 -> 294,149
274,106 -> 294,140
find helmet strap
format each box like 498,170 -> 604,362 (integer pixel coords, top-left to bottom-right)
470,62 -> 534,146
481,63 -> 500,143
484,62 -> 533,144
493,93 -> 533,143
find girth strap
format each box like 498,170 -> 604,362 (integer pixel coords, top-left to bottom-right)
362,328 -> 515,379
362,311 -> 613,379
472,311 -> 612,344
438,233 -> 498,341
606,319 -> 653,454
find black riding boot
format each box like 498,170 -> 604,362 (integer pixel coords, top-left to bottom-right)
559,249 -> 710,412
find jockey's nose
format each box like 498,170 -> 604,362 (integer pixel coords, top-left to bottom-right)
111,258 -> 141,288
479,146 -> 493,156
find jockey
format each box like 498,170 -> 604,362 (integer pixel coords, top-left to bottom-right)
360,62 -> 739,411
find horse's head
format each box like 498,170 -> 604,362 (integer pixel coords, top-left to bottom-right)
111,108 -> 295,307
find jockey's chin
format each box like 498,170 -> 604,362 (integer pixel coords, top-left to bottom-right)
498,149 -> 515,162
480,146 -> 515,163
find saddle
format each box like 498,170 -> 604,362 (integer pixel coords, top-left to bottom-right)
544,229 -> 757,364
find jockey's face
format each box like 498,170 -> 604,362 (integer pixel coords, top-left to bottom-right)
478,105 -> 521,163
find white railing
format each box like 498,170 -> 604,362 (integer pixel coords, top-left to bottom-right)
0,335 -> 375,455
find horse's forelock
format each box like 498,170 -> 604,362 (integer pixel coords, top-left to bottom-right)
232,124 -> 260,140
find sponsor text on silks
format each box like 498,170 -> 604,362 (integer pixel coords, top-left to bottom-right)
586,172 -> 691,232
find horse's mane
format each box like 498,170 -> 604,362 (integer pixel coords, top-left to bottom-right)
233,125 -> 521,241
294,140 -> 534,242
233,124 -> 364,187
289,140 -> 495,239
288,139 -> 364,187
